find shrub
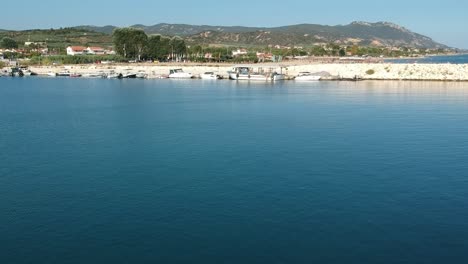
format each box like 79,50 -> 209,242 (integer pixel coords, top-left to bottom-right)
366,69 -> 375,75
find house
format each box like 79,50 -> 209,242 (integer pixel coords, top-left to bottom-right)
256,52 -> 273,62
105,49 -> 116,55
232,49 -> 248,57
24,42 -> 46,47
86,47 -> 106,55
67,46 -> 86,56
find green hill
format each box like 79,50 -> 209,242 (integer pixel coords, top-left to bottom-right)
0,28 -> 113,50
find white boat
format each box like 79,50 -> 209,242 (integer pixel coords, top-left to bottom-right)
47,72 -> 57,77
272,72 -> 286,81
169,69 -> 193,79
229,67 -> 269,81
56,71 -> 71,77
200,72 -> 221,80
136,72 -> 148,79
229,66 -> 286,81
295,72 -> 321,81
19,68 -> 37,76
21,70 -> 33,76
106,72 -> 122,79
122,73 -> 137,79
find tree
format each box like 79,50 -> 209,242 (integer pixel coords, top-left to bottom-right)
339,48 -> 346,57
1,37 -> 18,49
169,37 -> 187,61
145,35 -> 171,61
112,28 -> 148,60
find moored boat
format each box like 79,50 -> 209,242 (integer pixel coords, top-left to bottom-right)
169,69 -> 193,79
229,65 -> 288,81
136,71 -> 148,79
200,72 -> 221,80
122,73 -> 137,79
294,72 -> 321,81
229,66 -> 267,81
56,71 -> 71,77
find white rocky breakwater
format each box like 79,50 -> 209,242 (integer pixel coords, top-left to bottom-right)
29,63 -> 468,81
288,63 -> 468,81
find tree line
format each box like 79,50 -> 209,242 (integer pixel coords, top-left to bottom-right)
113,28 -> 187,61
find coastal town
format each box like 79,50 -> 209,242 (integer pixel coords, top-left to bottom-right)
1,26 -> 467,81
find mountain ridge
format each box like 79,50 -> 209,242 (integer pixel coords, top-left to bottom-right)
2,22 -> 448,49
74,21 -> 447,49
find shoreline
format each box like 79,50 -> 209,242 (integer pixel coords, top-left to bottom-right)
17,62 -> 467,81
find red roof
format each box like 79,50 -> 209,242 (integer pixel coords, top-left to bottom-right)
69,46 -> 86,51
88,47 -> 104,51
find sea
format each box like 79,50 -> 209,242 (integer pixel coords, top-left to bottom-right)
386,53 -> 468,64
1,78 -> 468,263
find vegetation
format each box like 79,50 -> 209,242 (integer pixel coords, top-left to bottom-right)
0,28 -> 112,52
26,55 -> 126,65
113,28 -> 188,61
1,37 -> 18,48
0,25 -> 457,65
366,69 -> 376,75
112,28 -> 147,60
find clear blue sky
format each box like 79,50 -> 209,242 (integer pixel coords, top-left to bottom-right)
2,0 -> 467,48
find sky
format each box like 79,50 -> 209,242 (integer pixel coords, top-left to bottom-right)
1,0 -> 467,48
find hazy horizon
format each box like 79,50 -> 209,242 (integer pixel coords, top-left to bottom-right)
1,0 -> 467,49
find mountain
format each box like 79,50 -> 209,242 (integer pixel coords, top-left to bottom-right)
77,21 -> 447,49
185,22 -> 447,48
74,25 -> 117,35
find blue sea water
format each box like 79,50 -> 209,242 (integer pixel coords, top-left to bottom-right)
387,54 -> 468,64
1,78 -> 468,263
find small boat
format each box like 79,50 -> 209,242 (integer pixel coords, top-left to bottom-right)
70,73 -> 82,78
18,67 -> 37,76
107,72 -> 123,79
21,69 -> 37,76
136,71 -> 148,79
200,72 -> 221,80
229,66 -> 270,81
271,72 -> 286,81
56,71 -> 71,77
122,73 -> 137,79
169,69 -> 193,79
294,72 -> 321,81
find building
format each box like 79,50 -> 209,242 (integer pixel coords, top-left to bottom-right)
24,42 -> 46,47
66,46 -> 115,56
232,49 -> 248,57
86,47 -> 106,55
66,46 -> 86,56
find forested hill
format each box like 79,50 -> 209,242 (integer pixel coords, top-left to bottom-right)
75,21 -> 447,49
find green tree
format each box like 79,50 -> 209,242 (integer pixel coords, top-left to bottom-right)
1,37 -> 18,49
145,35 -> 171,61
339,48 -> 346,57
112,28 -> 148,60
169,37 -> 187,61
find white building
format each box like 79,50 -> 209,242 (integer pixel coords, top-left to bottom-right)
66,46 -> 86,56
232,49 -> 248,57
86,47 -> 106,55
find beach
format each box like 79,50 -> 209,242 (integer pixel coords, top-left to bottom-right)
25,62 -> 468,81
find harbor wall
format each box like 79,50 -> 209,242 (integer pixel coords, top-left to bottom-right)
26,63 -> 468,81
